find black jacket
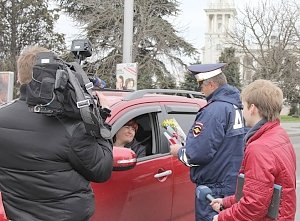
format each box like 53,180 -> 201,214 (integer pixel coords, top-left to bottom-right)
0,86 -> 113,221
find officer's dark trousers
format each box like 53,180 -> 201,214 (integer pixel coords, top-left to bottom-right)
195,184 -> 226,221
195,194 -> 218,221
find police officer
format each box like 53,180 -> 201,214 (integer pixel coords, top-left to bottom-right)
170,63 -> 246,221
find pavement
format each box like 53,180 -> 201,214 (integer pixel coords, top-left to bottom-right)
280,122 -> 300,137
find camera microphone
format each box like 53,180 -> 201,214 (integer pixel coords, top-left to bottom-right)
89,76 -> 106,89
196,185 -> 224,211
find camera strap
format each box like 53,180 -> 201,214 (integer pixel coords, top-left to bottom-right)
66,63 -> 111,139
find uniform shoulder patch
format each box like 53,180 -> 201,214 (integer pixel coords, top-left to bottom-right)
193,122 -> 203,137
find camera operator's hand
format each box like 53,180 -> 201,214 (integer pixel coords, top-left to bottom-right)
94,91 -> 110,110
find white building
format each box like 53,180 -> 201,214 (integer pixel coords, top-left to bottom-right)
201,0 -> 256,86
201,0 -> 236,64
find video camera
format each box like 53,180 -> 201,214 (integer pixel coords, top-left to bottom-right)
70,39 -> 106,88
71,39 -> 93,64
26,39 -> 111,139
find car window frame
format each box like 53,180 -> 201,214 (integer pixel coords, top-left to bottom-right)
109,104 -> 164,161
109,105 -> 161,136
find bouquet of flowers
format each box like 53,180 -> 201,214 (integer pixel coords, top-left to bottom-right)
162,118 -> 187,146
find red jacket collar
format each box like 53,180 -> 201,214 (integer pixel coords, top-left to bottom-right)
247,119 -> 280,144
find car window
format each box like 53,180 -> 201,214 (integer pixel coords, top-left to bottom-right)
163,104 -> 199,135
111,110 -> 161,159
134,114 -> 153,157
109,105 -> 161,136
159,104 -> 200,149
166,113 -> 196,135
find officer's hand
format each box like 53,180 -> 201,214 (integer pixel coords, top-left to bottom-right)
212,215 -> 218,221
169,144 -> 181,157
210,198 -> 223,212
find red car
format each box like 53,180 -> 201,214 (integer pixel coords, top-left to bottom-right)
91,89 -> 206,221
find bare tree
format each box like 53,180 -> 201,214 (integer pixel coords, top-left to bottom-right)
227,0 -> 300,107
228,0 -> 300,81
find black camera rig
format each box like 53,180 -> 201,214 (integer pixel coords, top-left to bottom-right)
71,39 -> 93,64
26,39 -> 111,139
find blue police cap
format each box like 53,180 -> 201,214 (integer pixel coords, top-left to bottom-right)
187,63 -> 227,82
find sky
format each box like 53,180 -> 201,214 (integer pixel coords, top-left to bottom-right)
54,0 -> 250,51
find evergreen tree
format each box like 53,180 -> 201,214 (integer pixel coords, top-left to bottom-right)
277,54 -> 300,108
157,74 -> 177,89
219,47 -> 241,89
57,0 -> 198,89
180,58 -> 201,91
0,0 -> 66,81
137,71 -> 156,89
180,71 -> 198,91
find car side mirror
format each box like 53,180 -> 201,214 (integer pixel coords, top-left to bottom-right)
113,146 -> 137,171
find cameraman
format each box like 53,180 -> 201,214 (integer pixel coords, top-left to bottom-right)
0,46 -> 113,221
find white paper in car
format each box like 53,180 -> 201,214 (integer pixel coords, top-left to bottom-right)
162,118 -> 186,146
163,132 -> 178,145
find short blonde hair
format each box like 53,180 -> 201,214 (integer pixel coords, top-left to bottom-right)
17,46 -> 49,85
241,79 -> 283,121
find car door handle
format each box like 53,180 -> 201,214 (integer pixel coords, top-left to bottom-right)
154,170 -> 172,178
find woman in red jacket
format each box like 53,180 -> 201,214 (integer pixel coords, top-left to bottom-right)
211,79 -> 296,221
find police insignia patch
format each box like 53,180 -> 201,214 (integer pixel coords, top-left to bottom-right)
193,122 -> 203,137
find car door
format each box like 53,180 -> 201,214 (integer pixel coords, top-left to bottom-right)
91,104 -> 174,221
160,103 -> 202,221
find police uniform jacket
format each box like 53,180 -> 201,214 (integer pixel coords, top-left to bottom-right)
0,85 -> 113,221
178,84 -> 245,195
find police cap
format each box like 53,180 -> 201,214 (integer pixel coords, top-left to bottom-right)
188,63 -> 227,82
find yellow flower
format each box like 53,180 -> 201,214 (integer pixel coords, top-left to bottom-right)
162,119 -> 176,129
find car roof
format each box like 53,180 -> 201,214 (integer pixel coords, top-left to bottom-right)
97,88 -> 206,107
